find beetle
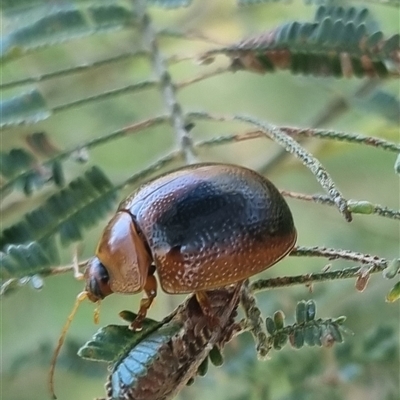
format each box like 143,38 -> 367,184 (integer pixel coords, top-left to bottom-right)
84,163 -> 297,329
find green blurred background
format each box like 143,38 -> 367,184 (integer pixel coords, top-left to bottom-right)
1,1 -> 399,400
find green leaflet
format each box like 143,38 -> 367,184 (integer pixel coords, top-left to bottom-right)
0,148 -> 36,178
0,147 -> 65,196
265,301 -> 349,351
146,0 -> 193,8
1,167 -> 117,248
207,6 -> 399,79
1,0 -> 99,15
237,0 -> 285,4
295,300 -> 307,324
1,239 -> 59,282
1,0 -> 50,17
0,89 -> 49,128
1,4 -> 136,62
383,259 -> 400,279
78,316 -> 165,363
0,167 -> 117,282
238,0 -> 398,11
314,5 -> 380,32
386,281 -> 400,302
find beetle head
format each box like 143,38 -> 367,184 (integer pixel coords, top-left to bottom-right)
84,257 -> 113,302
93,211 -> 152,295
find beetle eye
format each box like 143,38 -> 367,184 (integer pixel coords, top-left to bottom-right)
86,258 -> 111,300
95,261 -> 110,283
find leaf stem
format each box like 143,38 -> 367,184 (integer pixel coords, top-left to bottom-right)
195,128 -> 400,153
281,190 -> 400,220
136,0 -> 196,164
0,51 -> 149,90
250,245 -> 390,293
157,28 -> 226,46
279,127 -> 400,153
290,246 -> 388,267
52,80 -> 157,114
177,66 -> 231,89
240,281 -> 270,358
118,150 -> 181,190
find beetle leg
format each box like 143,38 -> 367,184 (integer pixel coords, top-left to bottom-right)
195,291 -> 220,329
129,268 -> 158,331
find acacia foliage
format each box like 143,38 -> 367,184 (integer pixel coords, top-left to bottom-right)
1,1 -> 399,400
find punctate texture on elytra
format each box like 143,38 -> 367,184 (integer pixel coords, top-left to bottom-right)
111,163 -> 297,294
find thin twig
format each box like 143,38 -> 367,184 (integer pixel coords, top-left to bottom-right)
281,190 -> 400,220
250,266 -> 384,293
44,260 -> 89,277
120,150 -> 181,189
52,80 -> 157,114
177,66 -> 231,89
0,51 -> 149,90
280,127 -> 400,153
196,128 -> 400,153
135,0 -> 196,164
290,246 -> 388,267
250,245 -> 390,293
240,281 -> 270,358
0,259 -> 89,295
157,28 -> 226,46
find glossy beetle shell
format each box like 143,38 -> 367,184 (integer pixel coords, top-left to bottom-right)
116,163 -> 296,294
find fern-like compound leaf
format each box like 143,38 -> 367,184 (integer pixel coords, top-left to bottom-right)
0,167 -> 117,282
203,6 -> 400,78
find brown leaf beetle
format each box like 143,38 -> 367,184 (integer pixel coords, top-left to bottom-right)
84,163 -> 297,329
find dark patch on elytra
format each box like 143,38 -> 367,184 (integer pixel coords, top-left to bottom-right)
152,181 -> 273,248
143,170 -> 294,257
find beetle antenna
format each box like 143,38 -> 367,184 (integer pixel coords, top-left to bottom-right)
94,301 -> 101,324
49,291 -> 88,399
